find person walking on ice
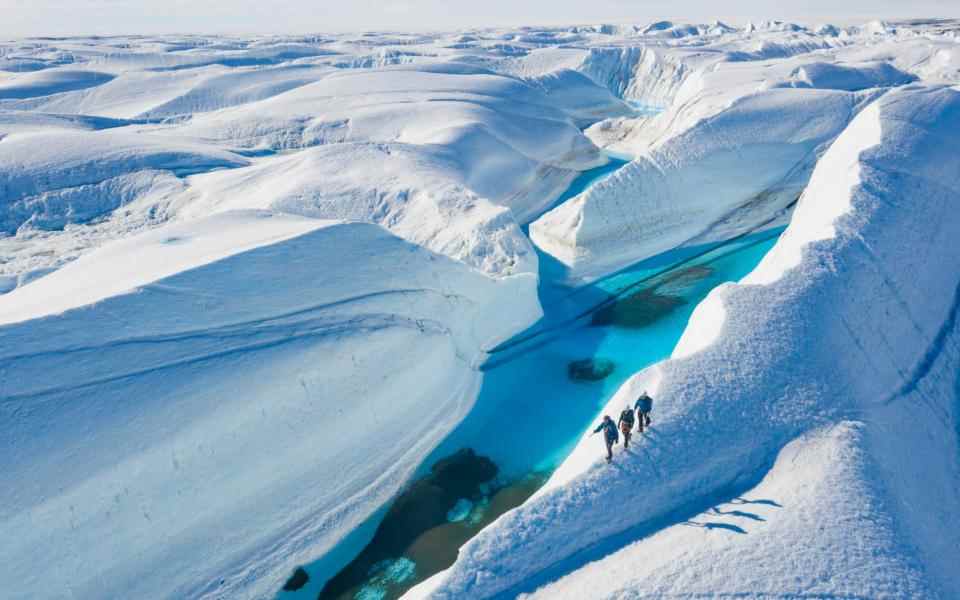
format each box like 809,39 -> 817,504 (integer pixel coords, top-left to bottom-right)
634,391 -> 653,433
617,405 -> 635,448
592,415 -> 619,462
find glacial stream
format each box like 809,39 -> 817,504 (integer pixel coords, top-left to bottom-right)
278,158 -> 786,600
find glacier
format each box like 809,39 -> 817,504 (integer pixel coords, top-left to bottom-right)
0,16 -> 958,600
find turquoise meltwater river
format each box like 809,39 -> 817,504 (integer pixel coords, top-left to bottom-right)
278,158 -> 786,600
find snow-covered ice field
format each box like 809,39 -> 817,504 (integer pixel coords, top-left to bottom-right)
1,16 -> 958,600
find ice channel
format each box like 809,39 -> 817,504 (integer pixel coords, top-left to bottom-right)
279,158 -> 786,600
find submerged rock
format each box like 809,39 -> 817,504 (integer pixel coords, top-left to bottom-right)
591,288 -> 686,328
658,265 -> 714,291
281,567 -> 308,591
568,358 -> 616,382
319,449 -> 497,599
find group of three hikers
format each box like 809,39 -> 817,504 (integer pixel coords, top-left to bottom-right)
592,391 -> 653,462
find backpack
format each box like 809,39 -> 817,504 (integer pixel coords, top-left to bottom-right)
636,395 -> 653,413
605,421 -> 619,443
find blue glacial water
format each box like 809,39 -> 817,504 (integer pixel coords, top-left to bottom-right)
439,227 -> 784,482
279,157 -> 785,600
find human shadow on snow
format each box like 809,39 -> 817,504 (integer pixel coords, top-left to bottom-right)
683,521 -> 748,534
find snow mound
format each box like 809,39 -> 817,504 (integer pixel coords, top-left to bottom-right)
777,60 -> 916,91
177,143 -> 537,276
531,86 -> 880,282
0,211 -> 540,600
422,83 -> 960,599
0,128 -> 247,233
136,65 -> 332,119
0,69 -> 114,100
176,62 -> 623,162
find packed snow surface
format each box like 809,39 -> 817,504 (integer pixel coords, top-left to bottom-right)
1,17 -> 958,600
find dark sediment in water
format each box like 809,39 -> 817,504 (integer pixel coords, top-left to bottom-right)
282,567 -> 309,592
567,357 -> 616,382
318,448 -> 497,600
404,473 -> 548,577
591,288 -> 686,328
657,265 -> 714,293
591,264 -> 715,329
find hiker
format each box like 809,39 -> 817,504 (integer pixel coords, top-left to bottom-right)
592,415 -> 619,462
617,405 -> 635,449
634,391 -> 653,433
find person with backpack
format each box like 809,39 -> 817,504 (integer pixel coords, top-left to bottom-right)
634,391 -> 653,433
617,405 -> 635,448
592,415 -> 619,462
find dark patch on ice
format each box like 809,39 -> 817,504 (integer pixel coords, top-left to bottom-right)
318,448 -> 497,600
567,357 -> 616,382
282,567 -> 309,591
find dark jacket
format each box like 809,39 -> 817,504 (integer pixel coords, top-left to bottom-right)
594,419 -> 619,444
618,408 -> 635,427
635,394 -> 653,413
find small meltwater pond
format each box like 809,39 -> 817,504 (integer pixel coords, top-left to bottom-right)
278,157 -> 786,600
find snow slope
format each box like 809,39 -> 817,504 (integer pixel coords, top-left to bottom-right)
0,128 -> 247,234
532,85 -> 880,282
420,83 -> 960,599
0,211 -> 539,600
176,143 -> 538,276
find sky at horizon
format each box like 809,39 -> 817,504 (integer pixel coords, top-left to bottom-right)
0,0 -> 957,37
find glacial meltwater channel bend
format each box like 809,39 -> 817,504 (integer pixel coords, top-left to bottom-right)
277,157 -> 786,600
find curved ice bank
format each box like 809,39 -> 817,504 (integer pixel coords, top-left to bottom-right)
531,83 -> 884,283
418,84 -> 960,599
176,62 -> 627,224
0,211 -> 540,599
